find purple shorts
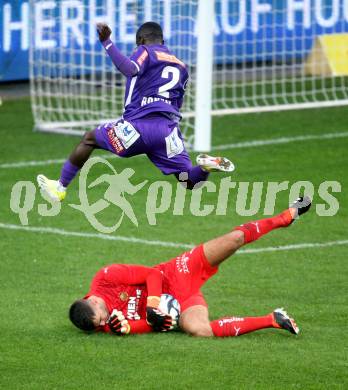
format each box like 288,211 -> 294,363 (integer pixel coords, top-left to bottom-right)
95,114 -> 193,175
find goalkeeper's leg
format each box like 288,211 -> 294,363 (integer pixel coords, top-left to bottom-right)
179,305 -> 299,337
203,196 -> 312,267
178,198 -> 311,338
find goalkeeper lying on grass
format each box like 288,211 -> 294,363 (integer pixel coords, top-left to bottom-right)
37,21 -> 233,201
69,197 -> 311,337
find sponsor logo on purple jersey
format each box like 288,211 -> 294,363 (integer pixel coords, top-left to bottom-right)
123,44 -> 188,121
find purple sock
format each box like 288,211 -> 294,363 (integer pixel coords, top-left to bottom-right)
187,166 -> 210,186
59,160 -> 80,187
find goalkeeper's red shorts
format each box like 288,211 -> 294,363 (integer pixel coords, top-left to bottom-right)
155,245 -> 218,313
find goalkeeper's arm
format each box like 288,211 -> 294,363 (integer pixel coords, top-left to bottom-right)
107,310 -> 153,335
100,264 -> 175,332
97,23 -> 138,77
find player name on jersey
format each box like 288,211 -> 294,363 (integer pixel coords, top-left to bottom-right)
141,96 -> 172,107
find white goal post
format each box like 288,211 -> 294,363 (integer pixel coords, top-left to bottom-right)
30,0 -> 348,151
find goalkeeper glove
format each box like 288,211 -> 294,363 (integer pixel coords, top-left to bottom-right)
146,296 -> 176,332
97,23 -> 112,42
108,309 -> 130,335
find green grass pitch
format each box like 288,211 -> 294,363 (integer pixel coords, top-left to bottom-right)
0,98 -> 347,389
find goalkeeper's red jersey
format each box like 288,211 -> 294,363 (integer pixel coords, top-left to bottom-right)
85,245 -> 218,332
85,264 -> 150,321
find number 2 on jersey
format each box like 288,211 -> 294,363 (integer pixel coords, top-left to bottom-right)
158,66 -> 180,98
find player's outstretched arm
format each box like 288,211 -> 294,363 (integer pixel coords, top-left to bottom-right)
97,23 -> 138,77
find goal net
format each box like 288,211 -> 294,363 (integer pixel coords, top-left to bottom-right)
29,0 -> 198,145
30,0 -> 348,150
212,1 -> 348,115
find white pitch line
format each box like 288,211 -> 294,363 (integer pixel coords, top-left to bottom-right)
1,131 -> 348,169
0,222 -> 192,249
0,222 -> 347,255
212,131 -> 348,151
0,153 -> 114,169
0,158 -> 66,169
237,239 -> 348,255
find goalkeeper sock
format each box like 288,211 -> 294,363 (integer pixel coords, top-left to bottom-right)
234,210 -> 293,244
59,160 -> 80,187
210,314 -> 274,337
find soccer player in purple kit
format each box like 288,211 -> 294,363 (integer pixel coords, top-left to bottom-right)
37,22 -> 234,201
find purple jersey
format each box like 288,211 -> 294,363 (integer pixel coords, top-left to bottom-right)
123,44 -> 188,121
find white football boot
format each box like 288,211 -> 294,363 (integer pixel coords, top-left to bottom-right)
37,175 -> 67,201
196,154 -> 235,173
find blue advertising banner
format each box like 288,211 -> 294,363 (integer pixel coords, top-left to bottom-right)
1,0 -> 348,82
